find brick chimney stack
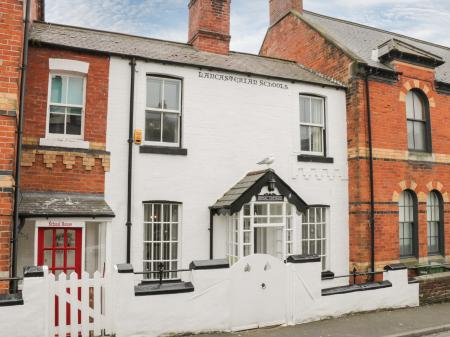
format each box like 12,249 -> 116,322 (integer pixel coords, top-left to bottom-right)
269,0 -> 303,26
188,0 -> 231,55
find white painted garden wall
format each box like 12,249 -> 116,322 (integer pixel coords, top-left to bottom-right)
0,270 -> 49,337
105,57 -> 349,285
111,256 -> 419,337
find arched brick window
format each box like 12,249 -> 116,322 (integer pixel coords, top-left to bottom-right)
406,90 -> 431,152
427,191 -> 444,256
399,190 -> 418,258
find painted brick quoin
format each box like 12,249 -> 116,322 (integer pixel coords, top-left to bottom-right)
261,11 -> 450,271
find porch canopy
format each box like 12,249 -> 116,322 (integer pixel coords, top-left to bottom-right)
210,169 -> 308,216
18,192 -> 115,220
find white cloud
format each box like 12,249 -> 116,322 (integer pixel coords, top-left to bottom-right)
45,0 -> 450,53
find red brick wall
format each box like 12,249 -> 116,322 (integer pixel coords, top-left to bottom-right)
269,0 -> 303,26
0,0 -> 25,292
21,46 -> 110,194
24,47 -> 110,144
188,0 -> 230,54
261,12 -> 450,271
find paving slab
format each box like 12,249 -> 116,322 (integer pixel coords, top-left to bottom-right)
192,303 -> 450,337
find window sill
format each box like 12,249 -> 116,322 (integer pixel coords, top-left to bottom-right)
297,154 -> 334,164
139,145 -> 187,156
40,137 -> 89,150
134,281 -> 194,296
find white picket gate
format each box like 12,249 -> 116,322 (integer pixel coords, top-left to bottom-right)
47,271 -> 108,337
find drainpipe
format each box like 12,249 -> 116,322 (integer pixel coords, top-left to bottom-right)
209,209 -> 214,260
364,69 -> 376,276
11,0 -> 32,293
126,58 -> 136,264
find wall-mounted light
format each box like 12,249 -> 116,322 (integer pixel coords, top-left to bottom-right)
268,178 -> 276,192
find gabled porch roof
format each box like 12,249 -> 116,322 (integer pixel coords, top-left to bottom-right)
210,169 -> 308,215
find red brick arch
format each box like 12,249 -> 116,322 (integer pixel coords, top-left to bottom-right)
399,80 -> 436,108
392,180 -> 449,203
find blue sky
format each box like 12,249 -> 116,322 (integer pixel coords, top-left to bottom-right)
45,0 -> 450,53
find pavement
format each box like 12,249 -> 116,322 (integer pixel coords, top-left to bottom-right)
193,303 -> 450,337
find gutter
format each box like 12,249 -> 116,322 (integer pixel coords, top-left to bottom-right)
11,0 -> 32,293
125,58 -> 136,264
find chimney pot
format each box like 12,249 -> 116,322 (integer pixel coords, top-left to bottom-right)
188,0 -> 231,55
269,0 -> 303,26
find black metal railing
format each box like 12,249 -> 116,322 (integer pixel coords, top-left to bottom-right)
134,263 -> 191,285
333,267 -> 384,284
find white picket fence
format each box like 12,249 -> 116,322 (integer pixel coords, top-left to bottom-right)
48,271 -> 107,337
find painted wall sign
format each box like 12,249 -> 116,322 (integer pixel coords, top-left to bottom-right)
256,194 -> 284,202
36,219 -> 85,228
198,71 -> 289,90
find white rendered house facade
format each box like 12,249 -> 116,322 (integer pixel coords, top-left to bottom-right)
106,56 -> 349,283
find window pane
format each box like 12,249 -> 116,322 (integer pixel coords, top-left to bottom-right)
310,126 -> 323,153
311,98 -> 323,124
300,125 -> 310,151
300,96 -> 310,123
66,114 -> 82,135
413,92 -> 424,121
270,204 -> 282,216
67,77 -> 84,105
162,113 -> 179,143
49,112 -> 65,134
51,75 -> 64,104
407,121 -> 415,149
164,80 -> 180,110
145,111 -> 162,142
147,78 -> 162,109
413,121 -> 426,151
254,204 -> 268,216
406,91 -> 414,119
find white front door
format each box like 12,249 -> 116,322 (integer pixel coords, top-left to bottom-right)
230,254 -> 287,331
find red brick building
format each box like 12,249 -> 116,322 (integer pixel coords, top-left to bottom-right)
261,0 -> 450,273
0,0 -> 44,293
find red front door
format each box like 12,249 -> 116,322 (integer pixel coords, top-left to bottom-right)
37,227 -> 83,327
37,227 -> 82,276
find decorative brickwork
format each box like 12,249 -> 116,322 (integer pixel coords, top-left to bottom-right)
20,149 -> 110,172
21,46 -> 110,195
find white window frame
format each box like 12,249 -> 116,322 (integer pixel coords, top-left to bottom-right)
143,202 -> 181,280
144,76 -> 182,148
299,95 -> 326,156
226,201 -> 298,264
45,72 -> 87,141
299,207 -> 329,271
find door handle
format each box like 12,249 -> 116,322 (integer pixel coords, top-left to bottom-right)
261,283 -> 266,290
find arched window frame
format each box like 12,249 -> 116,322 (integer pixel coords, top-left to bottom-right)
426,191 -> 445,256
406,89 -> 432,153
398,190 -> 419,258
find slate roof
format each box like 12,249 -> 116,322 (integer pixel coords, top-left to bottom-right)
212,170 -> 268,210
18,192 -> 115,218
211,169 -> 308,214
300,11 -> 450,84
29,22 -> 343,88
